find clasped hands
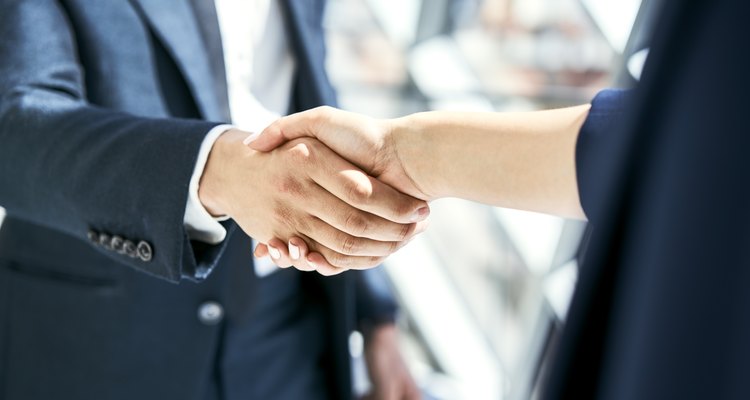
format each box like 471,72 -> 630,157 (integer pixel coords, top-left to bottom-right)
199,107 -> 429,275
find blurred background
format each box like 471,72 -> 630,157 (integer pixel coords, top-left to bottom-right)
322,0 -> 647,399
0,0 -> 650,398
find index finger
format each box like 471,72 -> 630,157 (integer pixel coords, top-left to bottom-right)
303,141 -> 430,224
245,107 -> 329,151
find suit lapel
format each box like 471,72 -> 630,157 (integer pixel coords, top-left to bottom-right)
130,0 -> 225,121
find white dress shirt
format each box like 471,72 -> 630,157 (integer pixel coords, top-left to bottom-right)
183,0 -> 295,261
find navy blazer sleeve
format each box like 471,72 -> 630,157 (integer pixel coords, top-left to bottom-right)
0,1 -> 227,282
576,89 -> 633,224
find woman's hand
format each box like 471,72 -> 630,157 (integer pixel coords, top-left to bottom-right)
247,106 -> 432,201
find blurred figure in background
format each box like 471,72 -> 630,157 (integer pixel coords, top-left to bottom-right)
253,0 -> 750,398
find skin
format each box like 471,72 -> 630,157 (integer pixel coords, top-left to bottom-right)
199,128 -> 423,395
198,128 -> 430,274
250,104 -> 591,270
246,104 -> 591,396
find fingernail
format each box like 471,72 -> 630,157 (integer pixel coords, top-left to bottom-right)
289,243 -> 300,260
306,258 -> 318,270
410,206 -> 430,222
242,131 -> 260,145
269,246 -> 281,260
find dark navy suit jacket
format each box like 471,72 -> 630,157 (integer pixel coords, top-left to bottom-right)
545,0 -> 750,398
0,1 -> 396,399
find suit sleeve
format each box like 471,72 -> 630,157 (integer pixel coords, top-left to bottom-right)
576,89 -> 634,225
0,0 -> 230,282
354,268 -> 399,337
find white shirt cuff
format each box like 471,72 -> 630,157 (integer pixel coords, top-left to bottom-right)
184,124 -> 233,244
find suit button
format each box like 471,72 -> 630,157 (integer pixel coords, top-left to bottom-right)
136,241 -> 153,262
87,230 -> 99,243
197,301 -> 224,325
98,233 -> 112,249
111,236 -> 125,253
123,240 -> 138,258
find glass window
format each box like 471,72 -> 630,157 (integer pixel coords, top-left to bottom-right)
325,0 -> 643,398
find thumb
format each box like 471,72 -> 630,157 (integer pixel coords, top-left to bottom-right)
244,122 -> 287,151
246,107 -> 330,151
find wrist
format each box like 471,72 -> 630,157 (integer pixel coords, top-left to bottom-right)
390,113 -> 441,199
198,129 -> 252,217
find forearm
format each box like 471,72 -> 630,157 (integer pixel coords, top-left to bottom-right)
0,0 -> 234,281
392,105 -> 590,219
0,94 -> 222,280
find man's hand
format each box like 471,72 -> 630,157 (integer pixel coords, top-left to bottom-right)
199,129 -> 428,275
363,324 -> 421,400
246,107 -> 437,271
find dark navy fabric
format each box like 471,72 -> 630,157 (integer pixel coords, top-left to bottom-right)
575,89 -> 633,226
545,0 -> 750,398
0,1 -> 397,399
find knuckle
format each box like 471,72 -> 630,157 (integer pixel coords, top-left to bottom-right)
276,176 -> 305,198
328,251 -> 352,268
399,223 -> 412,241
326,252 -> 344,268
295,213 -> 312,233
345,181 -> 373,205
395,200 -> 415,219
344,212 -> 369,235
287,143 -> 311,163
272,202 -> 294,224
272,202 -> 311,233
341,235 -> 360,254
296,138 -> 323,159
293,135 -> 319,147
327,252 -> 380,270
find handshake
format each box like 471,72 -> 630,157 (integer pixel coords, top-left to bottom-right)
199,103 -> 590,275
199,106 -> 435,276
